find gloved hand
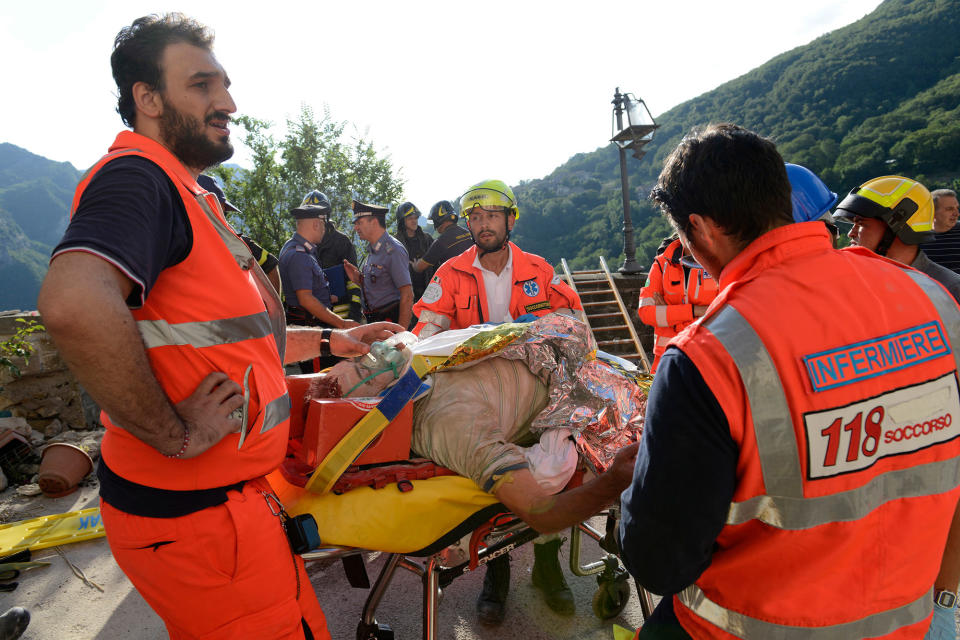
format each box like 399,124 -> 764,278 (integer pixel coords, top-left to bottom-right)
514,314 -> 539,323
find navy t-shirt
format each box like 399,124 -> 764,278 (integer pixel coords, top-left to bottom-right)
52,156 -> 192,307
619,346 -> 737,634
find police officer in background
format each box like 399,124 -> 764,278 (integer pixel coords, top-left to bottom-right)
280,191 -> 360,329
413,200 -> 474,277
344,200 -> 413,327
394,201 -> 433,302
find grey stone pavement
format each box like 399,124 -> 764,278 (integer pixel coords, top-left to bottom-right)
1,483 -> 647,639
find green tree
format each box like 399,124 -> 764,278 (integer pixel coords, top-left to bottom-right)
212,105 -> 404,255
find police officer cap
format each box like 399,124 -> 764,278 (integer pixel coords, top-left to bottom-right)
352,199 -> 388,223
197,174 -> 239,212
291,190 -> 331,219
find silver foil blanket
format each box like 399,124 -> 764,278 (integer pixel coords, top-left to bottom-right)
440,314 -> 651,473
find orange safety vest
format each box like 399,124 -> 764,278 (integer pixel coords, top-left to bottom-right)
670,222 -> 960,639
70,131 -> 290,491
638,238 -> 718,371
412,242 -> 582,334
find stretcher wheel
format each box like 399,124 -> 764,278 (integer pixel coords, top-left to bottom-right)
356,621 -> 394,640
592,578 -> 631,619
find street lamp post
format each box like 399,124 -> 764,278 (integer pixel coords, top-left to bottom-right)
611,88 -> 658,274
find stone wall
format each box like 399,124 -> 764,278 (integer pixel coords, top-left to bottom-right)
0,313 -> 93,433
0,312 -> 101,490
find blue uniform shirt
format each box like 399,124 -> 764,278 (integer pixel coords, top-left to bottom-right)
279,233 -> 332,309
362,230 -> 411,310
618,346 -> 737,636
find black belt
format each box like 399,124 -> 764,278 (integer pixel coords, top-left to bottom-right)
98,458 -> 245,518
285,305 -> 323,327
364,300 -> 399,316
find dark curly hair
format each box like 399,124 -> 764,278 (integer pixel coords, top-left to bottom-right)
650,123 -> 792,246
111,13 -> 214,128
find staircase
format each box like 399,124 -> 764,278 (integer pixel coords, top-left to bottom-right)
561,257 -> 651,373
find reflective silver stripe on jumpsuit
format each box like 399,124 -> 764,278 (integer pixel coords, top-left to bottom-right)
138,313 -> 273,349
136,193 -> 293,439
260,392 -> 291,435
194,193 -> 287,360
677,274 -> 960,637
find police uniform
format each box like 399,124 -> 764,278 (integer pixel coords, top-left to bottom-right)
354,201 -> 412,323
279,233 -> 332,326
281,192 -> 340,373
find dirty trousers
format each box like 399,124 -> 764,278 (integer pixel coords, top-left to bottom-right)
100,476 -> 330,640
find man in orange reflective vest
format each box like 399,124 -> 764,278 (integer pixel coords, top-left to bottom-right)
620,124 -> 960,639
637,236 -> 718,372
412,179 -> 584,625
37,14 -> 401,640
413,179 -> 582,338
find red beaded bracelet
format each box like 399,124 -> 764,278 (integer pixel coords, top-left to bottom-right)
167,423 -> 190,459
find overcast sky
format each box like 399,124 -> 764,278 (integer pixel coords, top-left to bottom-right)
1,0 -> 882,210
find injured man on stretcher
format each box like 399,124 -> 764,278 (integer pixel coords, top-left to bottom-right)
310,314 -> 646,534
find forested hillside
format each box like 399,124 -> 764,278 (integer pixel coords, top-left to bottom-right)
0,144 -> 80,311
513,0 -> 960,269
2,0 -> 958,308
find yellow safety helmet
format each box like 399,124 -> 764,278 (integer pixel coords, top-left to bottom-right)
834,176 -> 934,245
459,179 -> 519,220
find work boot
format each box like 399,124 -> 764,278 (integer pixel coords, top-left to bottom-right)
532,538 -> 575,615
0,607 -> 29,640
476,554 -> 510,625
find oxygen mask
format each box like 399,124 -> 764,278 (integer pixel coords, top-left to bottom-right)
342,331 -> 418,397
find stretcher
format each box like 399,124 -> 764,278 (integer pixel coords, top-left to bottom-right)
271,345 -> 654,640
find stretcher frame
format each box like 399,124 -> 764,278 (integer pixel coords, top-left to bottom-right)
288,344 -> 652,638
301,504 -> 653,639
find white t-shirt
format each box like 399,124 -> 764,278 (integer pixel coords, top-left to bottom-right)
473,246 -> 514,323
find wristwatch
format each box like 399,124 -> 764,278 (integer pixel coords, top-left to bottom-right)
319,328 -> 333,358
934,589 -> 957,608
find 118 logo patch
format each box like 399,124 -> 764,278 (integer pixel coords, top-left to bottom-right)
804,372 -> 960,479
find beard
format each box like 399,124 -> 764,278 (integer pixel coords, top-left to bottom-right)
159,97 -> 234,170
474,228 -> 507,253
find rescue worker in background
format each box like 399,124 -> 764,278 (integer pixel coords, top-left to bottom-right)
412,179 -> 584,625
314,207 -> 363,323
637,236 -> 718,373
36,14 -> 403,639
344,200 -> 414,327
834,177 -> 960,640
412,199 -> 474,278
921,189 -> 960,275
619,123 -> 960,639
393,201 -> 433,305
834,176 -> 960,303
785,162 -> 840,244
280,190 -> 360,372
197,174 -> 281,294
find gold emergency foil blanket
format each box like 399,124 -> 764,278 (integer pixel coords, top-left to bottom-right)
435,315 -> 649,473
